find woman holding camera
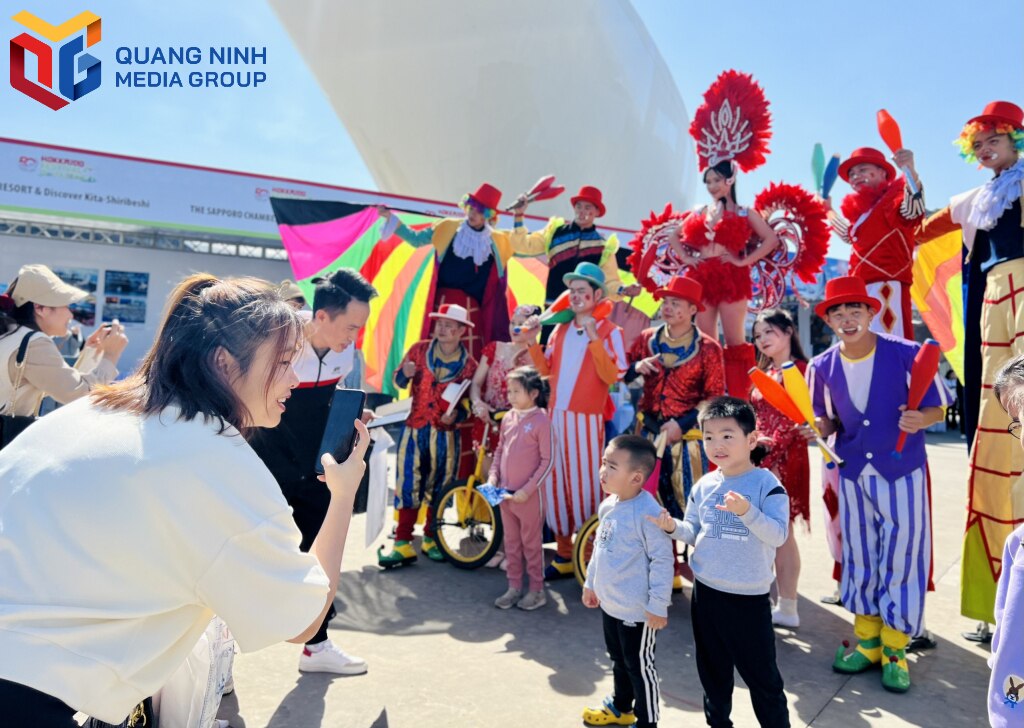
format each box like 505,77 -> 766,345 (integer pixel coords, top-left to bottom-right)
0,264 -> 128,418
0,273 -> 369,726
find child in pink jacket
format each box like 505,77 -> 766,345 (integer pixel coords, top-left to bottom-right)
489,366 -> 554,611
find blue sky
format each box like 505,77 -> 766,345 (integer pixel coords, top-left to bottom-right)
3,0 -> 1022,235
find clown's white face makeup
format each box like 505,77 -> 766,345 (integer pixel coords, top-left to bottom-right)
660,296 -> 697,331
972,129 -> 1019,172
568,279 -> 600,315
848,163 -> 889,192
574,201 -> 598,229
825,303 -> 874,347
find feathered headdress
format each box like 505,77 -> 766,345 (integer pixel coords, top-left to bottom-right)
689,70 -> 772,173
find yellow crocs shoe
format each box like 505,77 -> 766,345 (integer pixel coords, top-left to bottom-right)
582,697 -> 636,726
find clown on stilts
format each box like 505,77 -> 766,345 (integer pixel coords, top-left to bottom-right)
376,183 -> 515,361
379,304 -> 478,568
809,276 -> 950,692
525,261 -> 627,579
826,146 -> 926,339
510,185 -> 641,343
628,71 -> 829,397
917,100 -> 1024,639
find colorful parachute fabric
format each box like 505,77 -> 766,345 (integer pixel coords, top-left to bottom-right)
272,198 -> 440,396
910,228 -> 964,381
272,199 -> 662,397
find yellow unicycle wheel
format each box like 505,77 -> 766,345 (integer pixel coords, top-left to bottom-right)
432,480 -> 504,569
572,514 -> 601,587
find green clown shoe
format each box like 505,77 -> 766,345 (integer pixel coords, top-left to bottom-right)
832,637 -> 882,674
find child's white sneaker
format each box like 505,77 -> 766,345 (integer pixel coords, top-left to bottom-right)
772,597 -> 800,628
516,590 -> 547,611
494,587 -> 522,609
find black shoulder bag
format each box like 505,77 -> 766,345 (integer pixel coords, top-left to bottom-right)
0,331 -> 41,448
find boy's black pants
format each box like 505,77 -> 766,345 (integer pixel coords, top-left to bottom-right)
691,580 -> 789,727
602,610 -> 660,728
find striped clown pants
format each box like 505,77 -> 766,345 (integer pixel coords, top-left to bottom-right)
839,464 -> 930,637
544,410 -> 605,537
395,424 -> 459,510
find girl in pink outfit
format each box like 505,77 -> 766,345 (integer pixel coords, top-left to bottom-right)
489,366 -> 554,611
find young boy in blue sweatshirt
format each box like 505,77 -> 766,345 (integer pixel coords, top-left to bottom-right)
650,396 -> 790,727
582,435 -> 674,728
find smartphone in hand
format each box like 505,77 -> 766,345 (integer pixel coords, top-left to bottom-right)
315,387 -> 367,474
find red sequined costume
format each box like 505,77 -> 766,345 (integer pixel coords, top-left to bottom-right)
392,340 -> 478,543
751,360 -> 811,524
679,209 -> 755,306
627,326 -> 725,518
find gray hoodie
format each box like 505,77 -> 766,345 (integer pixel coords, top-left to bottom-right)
583,491 -> 675,622
669,467 -> 789,595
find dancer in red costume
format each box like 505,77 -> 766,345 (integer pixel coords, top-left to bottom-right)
628,71 -> 829,398
750,308 -> 813,629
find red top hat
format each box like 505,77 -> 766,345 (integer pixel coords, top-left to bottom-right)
967,101 -> 1024,129
654,275 -> 705,311
838,147 -> 895,183
570,185 -> 606,217
466,183 -> 502,213
814,276 -> 882,318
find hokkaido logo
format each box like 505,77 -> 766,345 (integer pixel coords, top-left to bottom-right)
10,10 -> 101,110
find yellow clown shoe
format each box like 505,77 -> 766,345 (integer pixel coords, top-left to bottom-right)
420,536 -> 445,562
377,540 -> 417,569
833,614 -> 883,674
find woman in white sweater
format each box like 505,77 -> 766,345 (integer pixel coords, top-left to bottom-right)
0,273 -> 369,726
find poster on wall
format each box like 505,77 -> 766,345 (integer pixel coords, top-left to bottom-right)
51,267 -> 99,326
103,270 -> 149,325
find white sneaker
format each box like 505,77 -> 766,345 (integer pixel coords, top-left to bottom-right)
299,641 -> 368,675
771,607 -> 800,629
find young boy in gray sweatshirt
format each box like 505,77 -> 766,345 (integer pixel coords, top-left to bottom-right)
582,435 -> 674,728
649,396 -> 791,727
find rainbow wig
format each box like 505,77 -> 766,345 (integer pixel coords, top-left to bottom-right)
460,193 -> 498,222
954,121 -> 1024,163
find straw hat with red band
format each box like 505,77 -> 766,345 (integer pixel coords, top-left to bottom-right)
814,276 -> 881,318
967,100 -> 1024,129
838,147 -> 896,183
654,276 -> 705,311
570,185 -> 606,218
428,303 -> 474,328
464,183 -> 502,214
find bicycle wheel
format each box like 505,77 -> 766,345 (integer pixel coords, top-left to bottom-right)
572,514 -> 600,587
432,480 -> 503,569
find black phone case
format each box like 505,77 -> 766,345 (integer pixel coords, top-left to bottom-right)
314,388 -> 366,474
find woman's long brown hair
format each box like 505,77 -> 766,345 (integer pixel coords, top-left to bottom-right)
92,274 -> 301,438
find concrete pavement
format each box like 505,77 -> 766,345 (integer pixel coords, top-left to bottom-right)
218,430 -> 991,727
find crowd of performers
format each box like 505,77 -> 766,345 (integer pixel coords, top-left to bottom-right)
349,72 -> 1022,723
